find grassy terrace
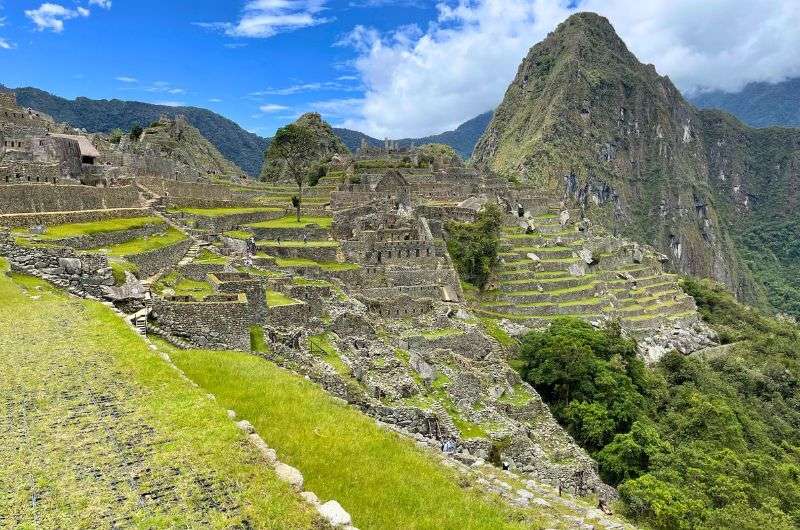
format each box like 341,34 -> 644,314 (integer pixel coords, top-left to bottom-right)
266,290 -> 301,307
168,345 -> 553,530
155,272 -> 215,300
247,216 -> 333,230
0,260 -> 312,528
168,206 -> 281,217
102,227 -> 186,256
257,240 -> 339,248
11,216 -> 165,240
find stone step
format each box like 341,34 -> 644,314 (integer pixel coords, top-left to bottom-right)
493,282 -> 601,304
481,297 -> 609,316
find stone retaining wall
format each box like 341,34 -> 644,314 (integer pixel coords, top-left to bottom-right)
151,294 -> 253,350
248,226 -> 330,240
0,208 -> 150,229
0,184 -> 139,214
126,238 -> 191,279
0,230 -> 114,298
268,301 -> 310,327
261,244 -> 338,262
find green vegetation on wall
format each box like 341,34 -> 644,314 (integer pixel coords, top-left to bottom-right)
445,204 -> 503,289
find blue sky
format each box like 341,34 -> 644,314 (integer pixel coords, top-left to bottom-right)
1,1 -> 799,139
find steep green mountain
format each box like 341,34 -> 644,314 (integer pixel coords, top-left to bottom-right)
473,12 -> 800,316
8,86 -> 268,177
260,112 -> 349,181
691,78 -> 800,128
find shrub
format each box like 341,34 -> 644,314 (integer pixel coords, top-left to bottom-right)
445,204 -> 503,289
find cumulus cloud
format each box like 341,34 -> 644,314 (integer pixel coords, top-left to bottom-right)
25,3 -> 91,33
196,0 -> 332,39
339,0 -> 800,138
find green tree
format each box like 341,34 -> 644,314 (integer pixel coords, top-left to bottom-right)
129,123 -> 143,141
266,124 -> 317,221
445,204 -> 503,289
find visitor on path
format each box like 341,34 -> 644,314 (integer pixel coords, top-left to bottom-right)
303,233 -> 308,245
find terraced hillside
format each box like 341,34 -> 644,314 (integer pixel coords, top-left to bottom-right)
471,207 -> 704,344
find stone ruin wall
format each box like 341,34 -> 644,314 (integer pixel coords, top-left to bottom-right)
0,184 -> 140,215
56,224 -> 166,251
210,273 -> 268,325
0,230 -> 114,299
125,239 -> 192,279
0,208 -> 150,229
0,162 -> 62,185
151,294 -> 253,350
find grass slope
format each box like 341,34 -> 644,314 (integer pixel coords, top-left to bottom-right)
168,347 -> 551,530
0,260 -> 312,528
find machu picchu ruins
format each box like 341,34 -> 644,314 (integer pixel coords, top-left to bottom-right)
4,6 -> 800,530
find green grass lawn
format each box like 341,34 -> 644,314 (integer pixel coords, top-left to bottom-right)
0,259 -> 313,528
247,216 -> 333,230
154,272 -> 215,300
271,257 -> 360,271
103,228 -> 187,256
224,230 -> 254,240
168,346 -> 550,530
12,216 -> 164,240
266,290 -> 301,307
169,207 -> 281,217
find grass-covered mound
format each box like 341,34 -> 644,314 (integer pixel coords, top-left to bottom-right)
168,346 -> 556,530
0,259 -> 313,528
12,216 -> 164,241
518,279 -> 800,530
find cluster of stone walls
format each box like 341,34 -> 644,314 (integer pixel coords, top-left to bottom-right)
0,207 -> 150,229
210,273 -> 268,324
151,294 -> 253,350
330,191 -> 379,211
0,230 -> 114,298
0,184 -> 139,214
126,239 -> 191,279
56,223 -> 165,250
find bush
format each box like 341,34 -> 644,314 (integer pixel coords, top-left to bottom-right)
129,123 -> 143,141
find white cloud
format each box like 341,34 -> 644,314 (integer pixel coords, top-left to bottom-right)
25,3 -> 90,33
0,37 -> 14,50
115,76 -> 138,83
209,98 -> 224,103
340,0 -> 800,138
308,97 -> 364,119
260,103 -> 290,112
155,101 -> 185,107
250,80 -> 360,96
196,0 -> 332,39
89,0 -> 112,9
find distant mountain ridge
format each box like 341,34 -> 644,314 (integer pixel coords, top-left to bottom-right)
3,84 -> 493,176
690,77 -> 800,128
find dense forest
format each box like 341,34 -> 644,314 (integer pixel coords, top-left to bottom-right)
519,279 -> 800,529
